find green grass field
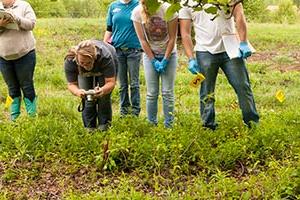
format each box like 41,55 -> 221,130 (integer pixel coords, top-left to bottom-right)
0,18 -> 299,199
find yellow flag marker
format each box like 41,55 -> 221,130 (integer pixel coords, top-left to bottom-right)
275,90 -> 285,103
190,73 -> 205,88
4,96 -> 13,108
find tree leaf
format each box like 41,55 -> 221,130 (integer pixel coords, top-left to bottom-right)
145,0 -> 161,15
204,6 -> 218,14
165,3 -> 181,21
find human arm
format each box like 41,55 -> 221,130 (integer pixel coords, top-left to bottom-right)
94,77 -> 116,98
10,3 -> 36,31
67,82 -> 86,98
133,21 -> 155,60
180,18 -> 195,60
233,3 -> 252,58
103,31 -> 112,43
164,17 -> 178,60
233,3 -> 247,42
180,18 -> 200,74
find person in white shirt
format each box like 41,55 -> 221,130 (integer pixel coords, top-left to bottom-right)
131,0 -> 178,128
179,3 -> 259,130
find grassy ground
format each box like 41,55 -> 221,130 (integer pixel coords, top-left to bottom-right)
0,18 -> 299,199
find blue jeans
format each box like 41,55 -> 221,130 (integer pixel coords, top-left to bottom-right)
116,48 -> 142,116
0,50 -> 36,101
143,53 -> 177,128
78,75 -> 112,128
196,51 -> 259,129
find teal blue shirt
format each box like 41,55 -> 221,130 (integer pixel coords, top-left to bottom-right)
106,0 -> 141,49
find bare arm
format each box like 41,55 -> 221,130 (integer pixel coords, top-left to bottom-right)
164,17 -> 178,59
101,77 -> 116,95
67,82 -> 85,98
133,21 -> 155,59
233,3 -> 247,42
179,19 -> 195,59
103,31 -> 112,43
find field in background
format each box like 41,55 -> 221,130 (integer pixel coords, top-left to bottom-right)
0,18 -> 299,199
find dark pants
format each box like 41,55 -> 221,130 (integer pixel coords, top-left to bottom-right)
78,75 -> 112,128
0,50 -> 36,101
196,51 -> 259,129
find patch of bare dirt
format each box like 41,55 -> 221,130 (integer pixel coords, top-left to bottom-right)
249,50 -> 300,72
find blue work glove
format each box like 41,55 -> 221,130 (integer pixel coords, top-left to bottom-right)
158,58 -> 169,73
239,41 -> 252,59
188,58 -> 200,75
151,58 -> 160,72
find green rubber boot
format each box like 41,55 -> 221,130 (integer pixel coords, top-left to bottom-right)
10,97 -> 21,121
24,97 -> 37,117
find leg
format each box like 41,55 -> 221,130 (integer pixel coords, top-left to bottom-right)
14,51 -> 37,116
116,49 -> 130,116
143,54 -> 159,125
196,51 -> 220,130
0,57 -> 21,98
127,49 -> 142,116
78,76 -> 97,128
15,50 -> 36,101
221,55 -> 259,126
96,76 -> 112,131
0,58 -> 22,120
161,53 -> 177,128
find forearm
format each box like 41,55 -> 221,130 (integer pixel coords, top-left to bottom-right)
164,37 -> 176,59
18,17 -> 35,30
101,78 -> 116,95
234,3 -> 247,42
141,40 -> 155,59
67,83 -> 80,96
103,31 -> 112,43
181,35 -> 195,59
16,5 -> 36,31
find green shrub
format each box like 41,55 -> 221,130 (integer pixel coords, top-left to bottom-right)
27,0 -> 67,17
243,0 -> 268,22
274,0 -> 297,24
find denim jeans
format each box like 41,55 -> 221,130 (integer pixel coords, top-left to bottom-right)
78,75 -> 112,128
0,50 -> 36,101
116,48 -> 142,116
196,51 -> 259,129
143,53 -> 177,128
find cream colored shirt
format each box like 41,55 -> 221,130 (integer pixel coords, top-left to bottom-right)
0,0 -> 36,60
179,6 -> 235,54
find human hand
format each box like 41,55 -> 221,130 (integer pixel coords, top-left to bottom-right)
158,58 -> 169,73
151,58 -> 160,73
0,17 -> 11,27
188,58 -> 200,75
76,89 -> 86,98
94,86 -> 104,98
239,41 -> 252,59
4,10 -> 20,24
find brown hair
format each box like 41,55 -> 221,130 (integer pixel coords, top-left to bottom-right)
65,42 -> 97,73
140,0 -> 150,24
65,44 -> 97,61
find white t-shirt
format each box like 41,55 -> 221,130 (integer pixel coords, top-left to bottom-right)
179,7 -> 236,54
131,2 -> 178,55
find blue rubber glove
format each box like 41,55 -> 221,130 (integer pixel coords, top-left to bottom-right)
158,58 -> 169,73
239,41 -> 252,59
188,58 -> 200,74
151,58 -> 161,73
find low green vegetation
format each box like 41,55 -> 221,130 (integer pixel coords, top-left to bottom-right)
0,18 -> 299,199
